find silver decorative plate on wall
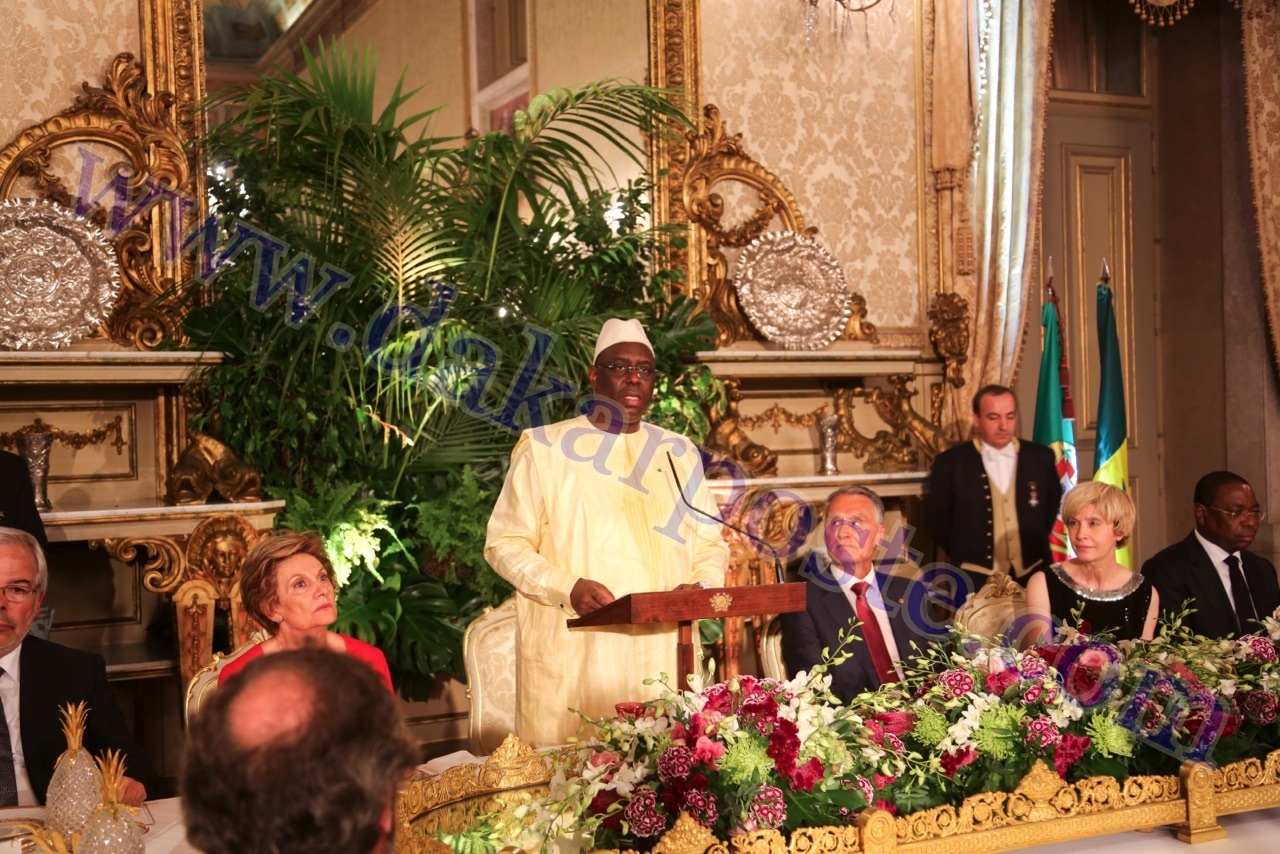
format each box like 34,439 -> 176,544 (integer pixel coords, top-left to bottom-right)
0,198 -> 120,350
734,231 -> 852,350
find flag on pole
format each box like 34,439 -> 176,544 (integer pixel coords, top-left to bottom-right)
1032,259 -> 1077,562
1093,260 -> 1132,568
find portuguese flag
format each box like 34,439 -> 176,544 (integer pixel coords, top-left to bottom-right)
1032,271 -> 1077,562
1093,273 -> 1132,568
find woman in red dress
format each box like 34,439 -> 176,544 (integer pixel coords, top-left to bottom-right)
218,530 -> 393,692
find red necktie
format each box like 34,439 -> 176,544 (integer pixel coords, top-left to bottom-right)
853,582 -> 899,686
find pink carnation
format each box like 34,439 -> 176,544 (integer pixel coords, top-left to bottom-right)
750,786 -> 787,829
854,775 -> 874,803
1021,683 -> 1044,705
939,668 -> 976,698
657,745 -> 694,781
693,735 -> 725,767
1019,655 -> 1048,678
1024,715 -> 1062,750
1241,690 -> 1279,725
883,733 -> 905,753
1239,635 -> 1279,663
623,788 -> 667,837
683,788 -> 719,827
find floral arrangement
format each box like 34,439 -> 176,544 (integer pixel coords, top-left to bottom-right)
456,610 -> 1280,851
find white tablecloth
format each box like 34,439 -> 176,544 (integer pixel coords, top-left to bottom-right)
145,798 -> 195,852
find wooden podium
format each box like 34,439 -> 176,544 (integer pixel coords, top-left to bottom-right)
566,583 -> 807,690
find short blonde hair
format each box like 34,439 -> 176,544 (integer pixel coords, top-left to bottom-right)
239,530 -> 334,636
1063,481 -> 1136,546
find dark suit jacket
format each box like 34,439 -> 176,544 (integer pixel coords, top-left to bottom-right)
926,440 -> 1061,592
18,636 -> 158,803
780,566 -> 934,703
0,451 -> 47,547
1143,532 -> 1280,639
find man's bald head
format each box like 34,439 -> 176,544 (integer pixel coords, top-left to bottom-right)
182,649 -> 417,854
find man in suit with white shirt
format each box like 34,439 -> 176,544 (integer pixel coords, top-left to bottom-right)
1144,471 -> 1280,638
926,385 -> 1062,605
0,527 -> 154,806
781,486 -> 932,702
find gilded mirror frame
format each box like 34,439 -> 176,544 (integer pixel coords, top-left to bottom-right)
0,0 -> 205,350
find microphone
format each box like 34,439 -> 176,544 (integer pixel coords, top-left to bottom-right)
666,452 -> 785,585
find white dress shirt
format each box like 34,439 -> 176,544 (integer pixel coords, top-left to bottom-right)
837,568 -> 905,679
979,440 -> 1018,494
1194,529 -> 1255,618
0,642 -> 38,806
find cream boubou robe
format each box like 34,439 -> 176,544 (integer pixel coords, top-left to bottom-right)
484,415 -> 729,746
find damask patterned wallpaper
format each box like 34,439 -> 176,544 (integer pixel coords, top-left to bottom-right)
0,0 -> 139,146
701,0 -> 923,332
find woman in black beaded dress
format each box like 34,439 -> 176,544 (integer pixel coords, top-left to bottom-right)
1025,481 -> 1159,643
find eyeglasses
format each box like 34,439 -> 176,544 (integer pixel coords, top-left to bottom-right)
597,362 -> 658,380
0,585 -> 36,603
1207,506 -> 1267,522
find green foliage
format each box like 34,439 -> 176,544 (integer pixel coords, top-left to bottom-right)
182,41 -> 712,694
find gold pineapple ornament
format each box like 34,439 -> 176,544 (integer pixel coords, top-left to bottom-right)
44,702 -> 103,839
76,751 -> 143,854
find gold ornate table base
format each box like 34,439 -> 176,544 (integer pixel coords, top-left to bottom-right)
394,741 -> 1280,853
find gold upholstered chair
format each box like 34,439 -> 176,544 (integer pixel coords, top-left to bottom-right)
183,635 -> 264,725
463,598 -> 519,755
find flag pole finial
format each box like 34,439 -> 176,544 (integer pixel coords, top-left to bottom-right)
1047,255 -> 1054,282
1099,257 -> 1111,284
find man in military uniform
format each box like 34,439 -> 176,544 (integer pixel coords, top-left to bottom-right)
926,385 -> 1062,605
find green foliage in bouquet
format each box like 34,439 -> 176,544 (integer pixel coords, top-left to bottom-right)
181,41 -> 722,694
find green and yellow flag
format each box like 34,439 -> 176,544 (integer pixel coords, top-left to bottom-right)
1093,271 -> 1131,567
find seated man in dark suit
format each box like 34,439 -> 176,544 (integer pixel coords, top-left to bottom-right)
1144,471 -> 1280,638
0,451 -> 46,548
781,486 -> 932,703
0,527 -> 156,805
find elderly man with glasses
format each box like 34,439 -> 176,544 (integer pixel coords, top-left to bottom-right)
0,527 -> 156,806
485,318 -> 728,746
1143,471 -> 1280,638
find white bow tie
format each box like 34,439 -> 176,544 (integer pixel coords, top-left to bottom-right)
982,443 -> 1016,460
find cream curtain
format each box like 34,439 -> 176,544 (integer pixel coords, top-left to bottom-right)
945,0 -> 1053,435
1242,0 -> 1280,377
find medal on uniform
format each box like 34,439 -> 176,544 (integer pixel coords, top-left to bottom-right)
1028,481 -> 1039,507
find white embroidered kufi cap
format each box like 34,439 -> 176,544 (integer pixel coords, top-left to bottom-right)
593,317 -> 654,361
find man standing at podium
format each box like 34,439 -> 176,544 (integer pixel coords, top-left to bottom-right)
485,318 -> 728,746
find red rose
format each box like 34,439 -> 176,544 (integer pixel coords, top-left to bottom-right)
872,798 -> 898,815
589,789 -> 623,829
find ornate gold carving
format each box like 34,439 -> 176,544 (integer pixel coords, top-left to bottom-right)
841,293 -> 878,343
166,431 -> 265,505
174,579 -> 218,688
183,515 -> 262,600
710,592 -> 733,613
705,378 -> 779,478
651,813 -> 724,853
0,52 -> 197,350
737,403 -> 828,432
1212,751 -> 1280,792
927,292 -> 970,388
397,734 -> 552,851
1178,761 -> 1227,843
101,536 -> 186,593
832,388 -> 917,473
0,416 -> 127,455
856,375 -> 954,466
671,105 -> 878,348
